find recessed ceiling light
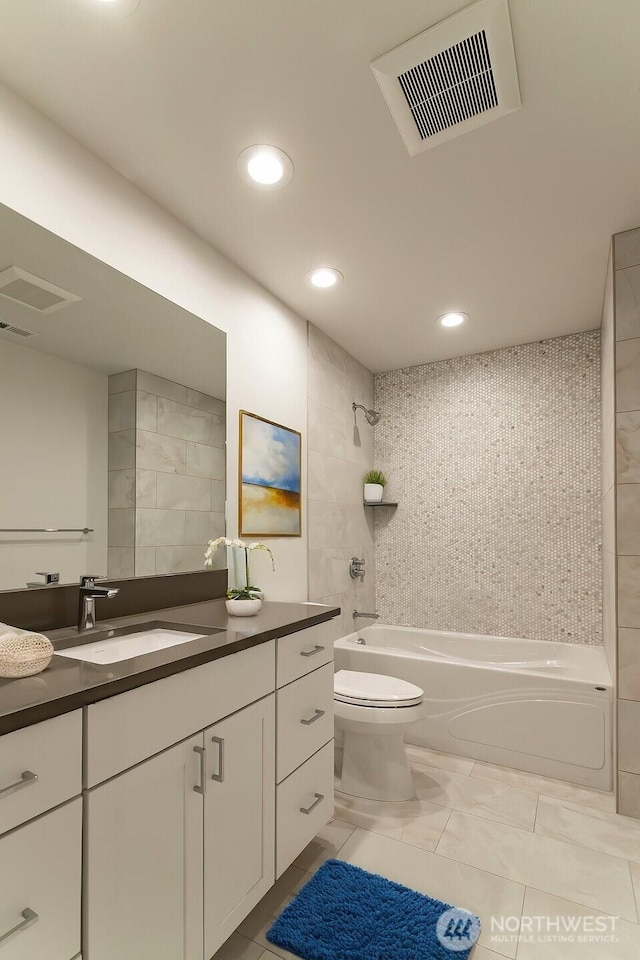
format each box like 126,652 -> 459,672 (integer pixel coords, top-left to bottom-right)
306,267 -> 344,289
238,145 -> 293,189
437,312 -> 468,328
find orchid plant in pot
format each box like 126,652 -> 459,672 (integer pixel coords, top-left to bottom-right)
204,537 -> 275,617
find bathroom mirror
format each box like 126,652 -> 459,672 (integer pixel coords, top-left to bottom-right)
0,204 -> 226,591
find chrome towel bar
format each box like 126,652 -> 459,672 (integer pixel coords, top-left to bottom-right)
0,527 -> 93,534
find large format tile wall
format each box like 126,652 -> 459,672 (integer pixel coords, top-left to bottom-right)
609,227 -> 640,818
108,370 -> 225,578
602,252 -> 617,678
374,332 -> 602,645
307,325 -> 376,638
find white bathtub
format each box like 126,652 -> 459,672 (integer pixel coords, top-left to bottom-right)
334,624 -> 613,790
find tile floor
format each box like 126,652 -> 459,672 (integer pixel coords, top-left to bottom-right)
213,745 -> 640,959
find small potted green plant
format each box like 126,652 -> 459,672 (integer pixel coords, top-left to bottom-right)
204,537 -> 275,617
364,469 -> 387,503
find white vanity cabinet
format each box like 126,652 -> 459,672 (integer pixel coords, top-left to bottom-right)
275,620 -> 336,878
84,734 -> 204,960
0,798 -> 82,960
0,610 -> 338,960
203,695 -> 275,958
0,712 -> 83,960
84,640 -> 278,960
0,710 -> 82,836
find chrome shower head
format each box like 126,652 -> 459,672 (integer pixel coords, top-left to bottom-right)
352,402 -> 381,426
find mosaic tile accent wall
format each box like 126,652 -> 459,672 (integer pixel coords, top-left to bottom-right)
374,332 -> 602,644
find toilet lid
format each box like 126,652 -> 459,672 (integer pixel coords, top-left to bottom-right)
334,670 -> 423,707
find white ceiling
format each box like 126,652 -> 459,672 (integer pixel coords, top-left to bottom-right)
0,0 -> 638,372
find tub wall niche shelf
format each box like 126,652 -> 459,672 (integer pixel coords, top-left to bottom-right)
363,501 -> 398,507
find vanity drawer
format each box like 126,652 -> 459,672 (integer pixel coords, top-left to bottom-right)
276,620 -> 336,688
0,798 -> 82,960
277,663 -> 334,783
276,741 -> 334,878
86,640 -> 275,787
0,711 -> 82,836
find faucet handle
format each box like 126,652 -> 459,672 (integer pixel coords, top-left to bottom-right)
80,575 -> 106,588
35,572 -> 60,584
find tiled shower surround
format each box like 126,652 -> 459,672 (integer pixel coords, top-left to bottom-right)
307,325 -> 376,638
108,370 -> 225,578
604,225 -> 640,818
374,332 -> 602,645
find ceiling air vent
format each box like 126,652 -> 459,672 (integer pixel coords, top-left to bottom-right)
0,266 -> 81,313
371,0 -> 520,156
0,320 -> 38,339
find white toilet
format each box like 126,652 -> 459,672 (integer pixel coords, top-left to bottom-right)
334,669 -> 425,802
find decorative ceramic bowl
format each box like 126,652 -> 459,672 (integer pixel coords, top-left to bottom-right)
0,633 -> 54,678
225,598 -> 263,617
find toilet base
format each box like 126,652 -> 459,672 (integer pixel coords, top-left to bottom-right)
337,728 -> 415,801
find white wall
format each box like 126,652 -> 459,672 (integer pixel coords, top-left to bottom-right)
0,82 -> 307,601
0,340 -> 108,589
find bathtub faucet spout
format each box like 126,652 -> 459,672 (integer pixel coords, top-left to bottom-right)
353,610 -> 379,620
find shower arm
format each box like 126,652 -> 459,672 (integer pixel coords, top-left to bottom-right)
352,402 -> 381,426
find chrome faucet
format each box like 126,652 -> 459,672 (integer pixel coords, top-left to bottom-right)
353,610 -> 379,620
78,576 -> 119,633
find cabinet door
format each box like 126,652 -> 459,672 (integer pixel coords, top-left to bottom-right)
204,695 -> 275,959
85,735 -> 203,960
0,798 -> 81,960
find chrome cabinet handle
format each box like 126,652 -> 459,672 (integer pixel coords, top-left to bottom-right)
0,771 -> 38,799
0,908 -> 38,945
300,792 -> 325,815
211,736 -> 225,782
193,746 -> 206,795
300,645 -> 325,658
301,709 -> 326,726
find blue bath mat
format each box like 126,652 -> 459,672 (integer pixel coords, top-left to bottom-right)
266,858 -> 480,959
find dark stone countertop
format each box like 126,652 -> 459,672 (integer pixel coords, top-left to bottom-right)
0,600 -> 340,735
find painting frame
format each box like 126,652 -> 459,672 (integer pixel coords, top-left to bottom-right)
238,410 -> 302,538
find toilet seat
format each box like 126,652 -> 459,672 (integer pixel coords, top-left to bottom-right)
334,670 -> 423,708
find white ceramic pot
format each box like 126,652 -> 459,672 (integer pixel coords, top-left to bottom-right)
225,598 -> 263,617
364,483 -> 384,503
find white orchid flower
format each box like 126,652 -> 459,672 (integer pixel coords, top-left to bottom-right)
204,536 -> 236,567
247,542 -> 276,571
204,536 -> 275,586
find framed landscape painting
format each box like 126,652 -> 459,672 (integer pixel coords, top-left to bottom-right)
239,411 -> 302,537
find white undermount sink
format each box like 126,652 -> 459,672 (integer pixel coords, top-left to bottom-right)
55,622 -> 213,665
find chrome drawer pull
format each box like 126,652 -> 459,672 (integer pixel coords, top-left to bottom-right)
0,771 -> 38,799
0,908 -> 38,945
300,645 -> 325,658
301,709 -> 326,726
193,746 -> 206,795
211,736 -> 225,783
300,792 -> 325,815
